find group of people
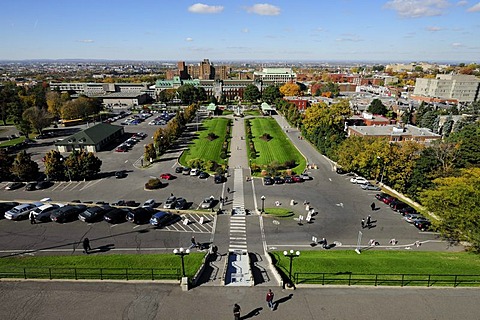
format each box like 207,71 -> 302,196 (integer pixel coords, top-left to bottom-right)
361,215 -> 373,229
233,289 -> 275,319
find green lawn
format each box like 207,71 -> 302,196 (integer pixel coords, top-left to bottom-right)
180,117 -> 230,166
271,250 -> 480,286
249,117 -> 306,174
0,136 -> 25,147
263,207 -> 294,218
0,253 -> 205,280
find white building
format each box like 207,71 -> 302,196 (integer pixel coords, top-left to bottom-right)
253,68 -> 296,84
413,74 -> 480,103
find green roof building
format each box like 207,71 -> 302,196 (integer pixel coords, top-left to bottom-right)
55,123 -> 124,153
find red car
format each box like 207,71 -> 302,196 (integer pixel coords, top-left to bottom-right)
292,175 -> 303,182
160,173 -> 174,180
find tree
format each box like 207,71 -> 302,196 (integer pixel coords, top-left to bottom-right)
414,101 -> 432,125
43,150 -> 66,181
448,123 -> 480,168
11,150 -> 39,181
157,89 -> 176,103
22,107 -> 53,134
144,143 -> 157,162
420,168 -> 480,252
405,147 -> 441,201
60,96 -> 101,120
243,84 -> 261,102
367,99 -> 388,116
419,110 -> 437,130
262,85 -> 282,104
0,149 -> 14,181
46,91 -> 63,119
279,83 -> 301,96
63,149 -> 102,181
442,115 -> 454,137
177,84 -> 205,105
0,82 -> 21,125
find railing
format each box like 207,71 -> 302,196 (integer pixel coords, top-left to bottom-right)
294,272 -> 480,287
0,267 -> 181,281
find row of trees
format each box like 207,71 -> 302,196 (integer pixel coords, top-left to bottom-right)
0,149 -> 102,182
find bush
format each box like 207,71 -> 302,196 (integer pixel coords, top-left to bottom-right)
220,152 -> 227,159
207,132 -> 218,141
260,133 -> 272,141
145,178 -> 162,190
284,160 -> 297,169
250,151 -> 257,159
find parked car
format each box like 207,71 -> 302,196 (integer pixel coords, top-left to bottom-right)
382,195 -> 397,205
274,176 -> 284,184
50,205 -> 87,223
299,174 -> 313,181
4,182 -> 24,190
163,196 -> 177,209
375,192 -> 390,201
214,174 -> 224,184
160,173 -> 174,180
201,196 -> 215,209
78,206 -> 112,223
4,203 -> 40,220
399,206 -> 417,216
292,175 -> 303,183
0,202 -> 19,217
112,200 -> 136,207
361,184 -> 381,191
182,167 -> 191,175
35,180 -> 52,190
263,176 -> 273,185
390,200 -> 409,212
25,182 -> 37,191
404,213 -> 425,224
198,171 -> 209,179
127,207 -> 155,224
142,199 -> 156,208
414,219 -> 432,231
189,168 -> 200,176
150,211 -> 178,227
104,208 -> 131,224
350,176 -> 369,184
284,176 -> 294,184
32,204 -> 60,222
174,197 -> 187,210
175,167 -> 184,174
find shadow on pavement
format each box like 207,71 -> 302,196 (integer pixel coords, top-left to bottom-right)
241,307 -> 263,319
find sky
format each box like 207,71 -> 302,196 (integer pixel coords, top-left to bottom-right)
0,0 -> 479,63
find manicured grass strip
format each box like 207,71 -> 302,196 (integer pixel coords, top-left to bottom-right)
180,117 -> 230,166
0,253 -> 205,280
0,136 -> 25,148
263,207 -> 294,218
249,117 -> 306,174
271,251 -> 480,286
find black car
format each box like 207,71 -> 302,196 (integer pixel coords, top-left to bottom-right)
50,205 -> 87,223
112,200 -> 136,207
115,170 -> 127,179
174,197 -> 187,210
414,219 -> 432,231
175,167 -> 184,174
274,176 -> 284,184
126,207 -> 155,224
198,171 -> 209,179
375,192 -> 390,201
35,180 -> 52,190
214,174 -> 224,184
5,182 -> 24,190
263,176 -> 273,185
390,200 -> 409,212
78,206 -> 112,223
0,201 -> 19,218
104,207 -> 131,224
284,176 -> 294,184
399,206 -> 417,216
25,182 -> 37,191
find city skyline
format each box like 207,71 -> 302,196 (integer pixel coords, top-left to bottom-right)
1,0 -> 479,63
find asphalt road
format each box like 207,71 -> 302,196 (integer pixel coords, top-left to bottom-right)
1,281 -> 478,320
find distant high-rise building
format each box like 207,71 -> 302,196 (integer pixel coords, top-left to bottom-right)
200,59 -> 215,80
253,68 -> 296,84
413,74 -> 480,103
178,61 -> 189,80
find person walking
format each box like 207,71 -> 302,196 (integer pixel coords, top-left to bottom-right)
190,236 -> 196,249
227,187 -> 231,194
82,238 -> 91,254
361,218 -> 365,229
29,211 -> 36,224
371,202 -> 375,211
366,215 -> 371,226
266,289 -> 275,310
233,303 -> 241,320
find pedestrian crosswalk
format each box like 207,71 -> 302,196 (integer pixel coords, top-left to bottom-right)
229,215 -> 247,253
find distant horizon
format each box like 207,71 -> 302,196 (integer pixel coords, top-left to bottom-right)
1,1 -> 479,62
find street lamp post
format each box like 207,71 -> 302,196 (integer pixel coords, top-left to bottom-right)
261,195 -> 265,213
173,247 -> 190,277
376,156 -> 385,184
283,249 -> 300,287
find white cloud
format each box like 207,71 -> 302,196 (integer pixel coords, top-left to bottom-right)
242,28 -> 250,33
384,0 -> 449,18
188,3 -> 224,14
456,1 -> 468,6
336,34 -> 363,42
185,37 -> 193,42
245,3 -> 281,16
452,42 -> 464,47
426,26 -> 442,31
467,2 -> 480,11
77,39 -> 94,43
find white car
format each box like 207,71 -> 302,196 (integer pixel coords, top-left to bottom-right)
190,168 -> 200,176
4,202 -> 43,220
142,199 -> 156,208
350,176 -> 369,184
32,203 -> 61,222
163,196 -> 177,209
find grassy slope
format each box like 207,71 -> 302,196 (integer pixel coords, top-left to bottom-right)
180,117 -> 229,165
249,117 -> 306,174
